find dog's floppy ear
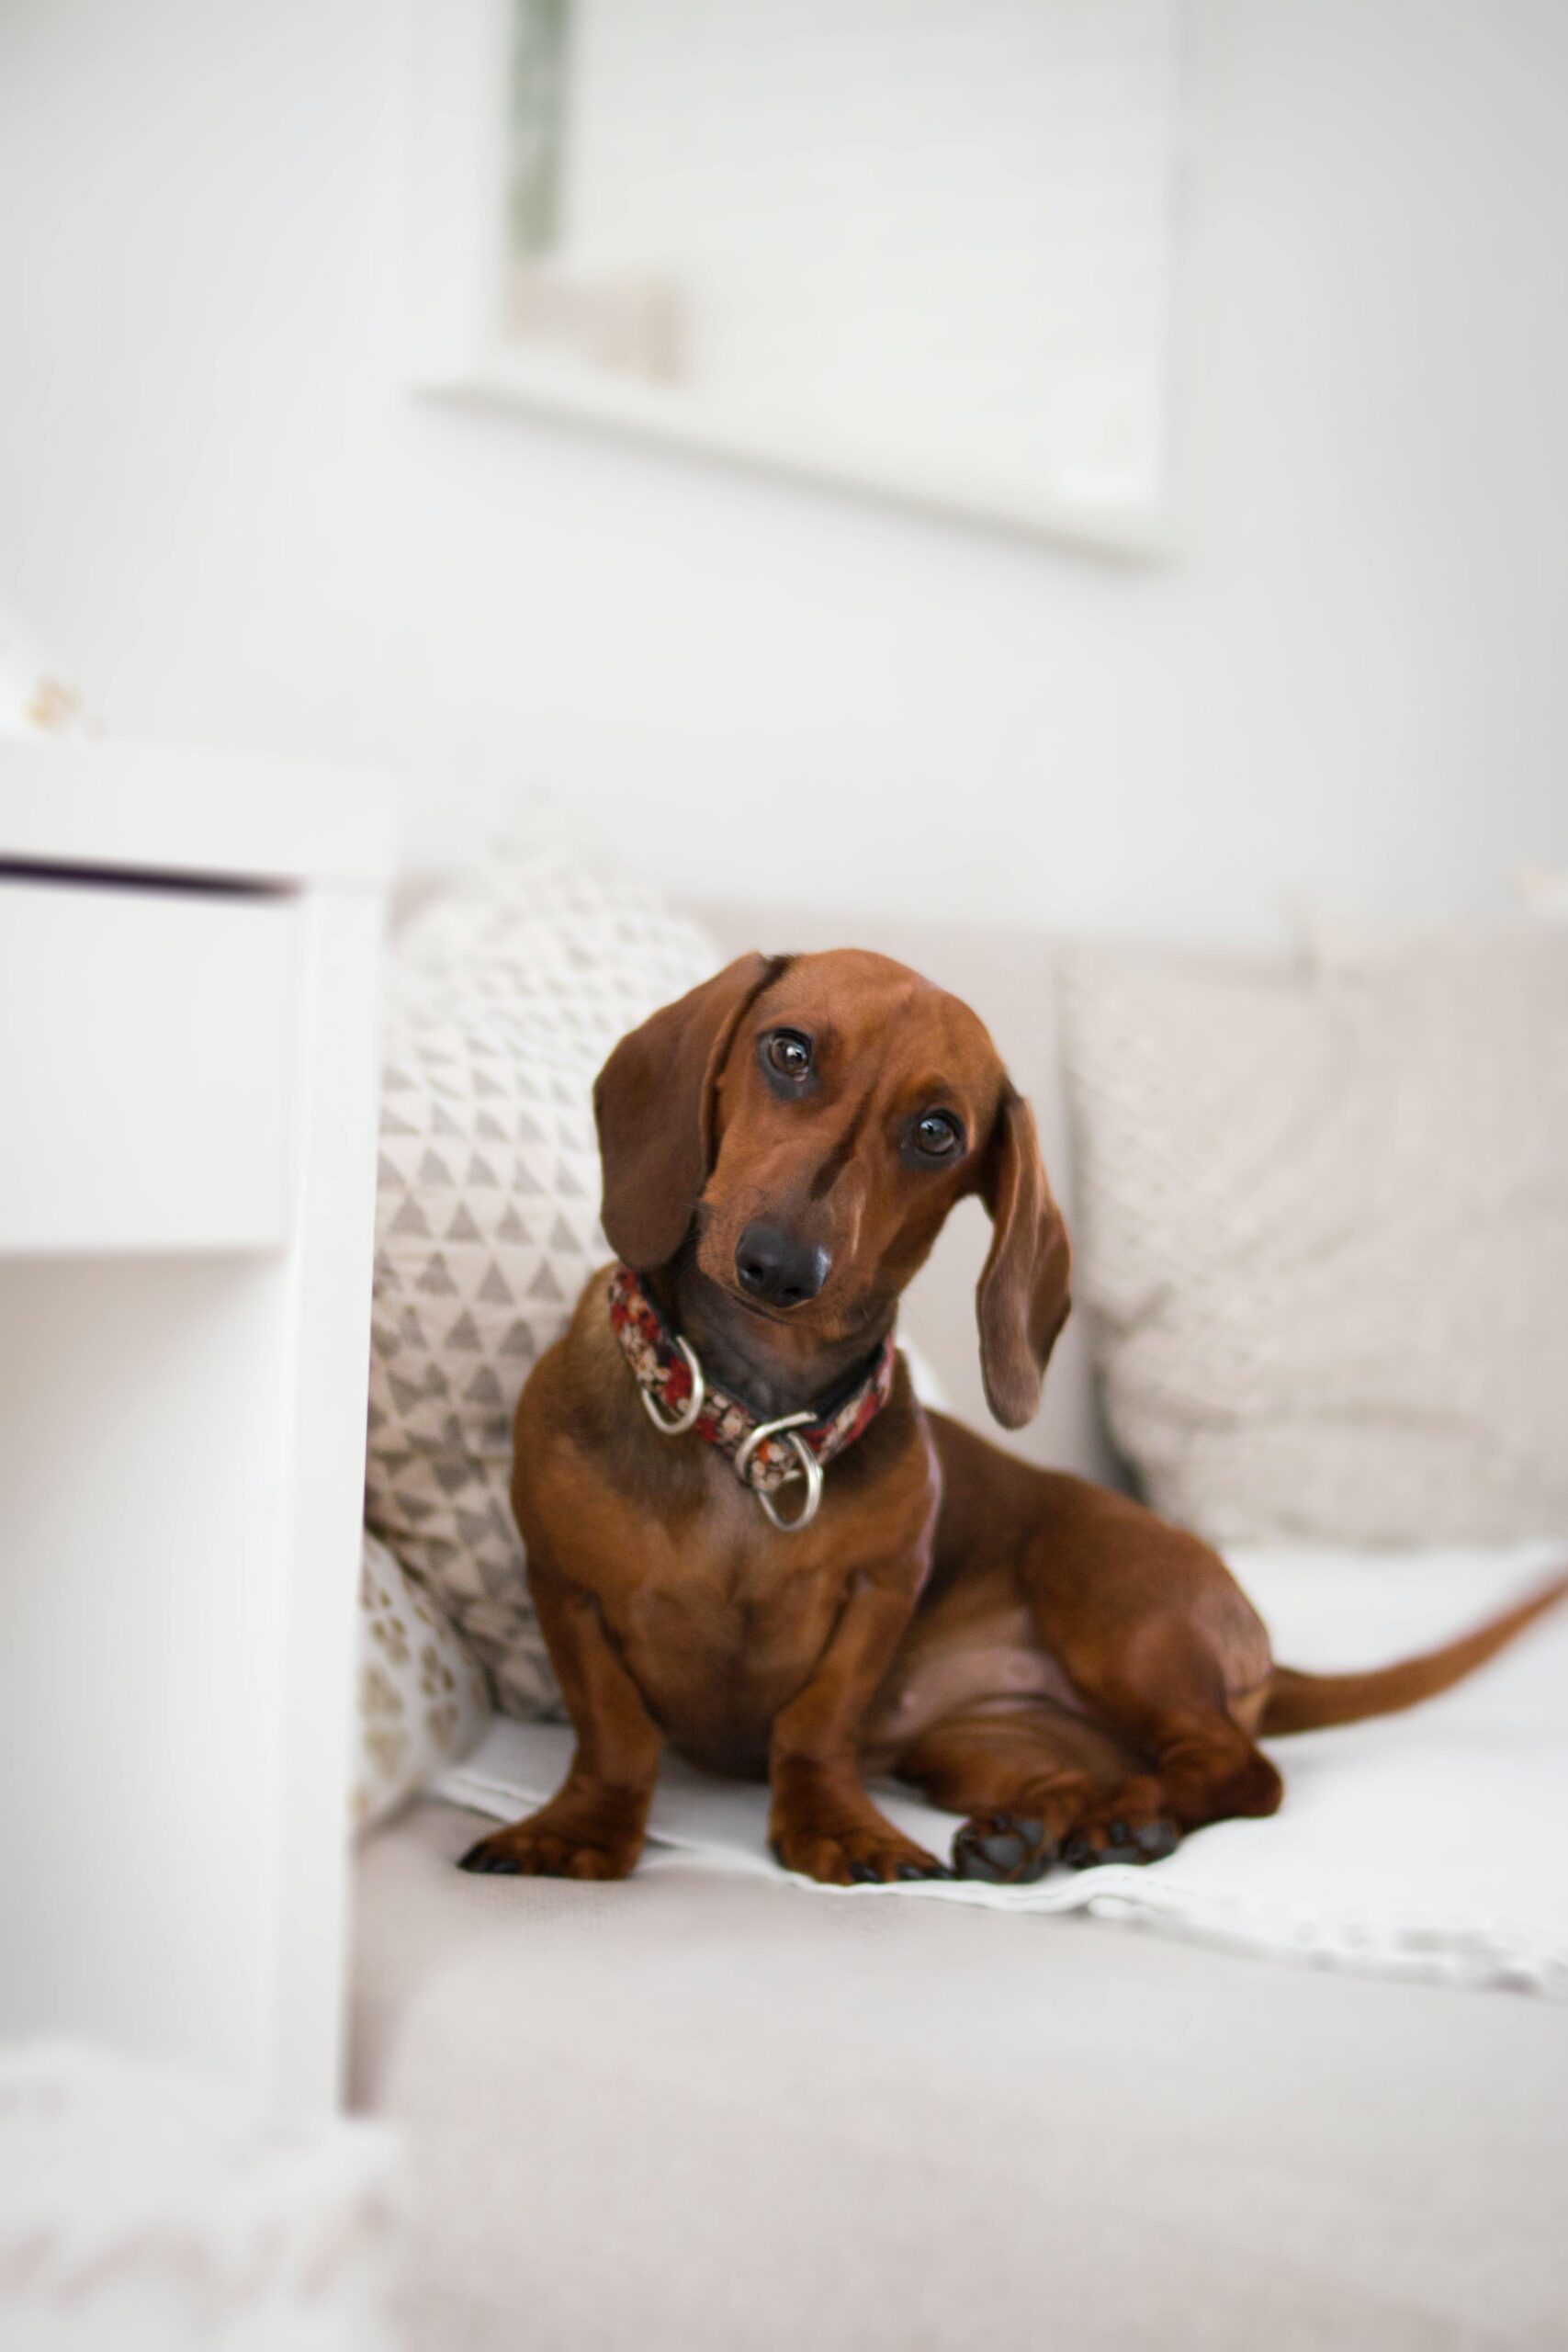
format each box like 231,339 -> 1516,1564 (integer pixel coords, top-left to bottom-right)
976,1089 -> 1072,1430
593,953 -> 788,1271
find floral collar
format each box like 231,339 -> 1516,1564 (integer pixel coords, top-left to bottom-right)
606,1262 -> 896,1533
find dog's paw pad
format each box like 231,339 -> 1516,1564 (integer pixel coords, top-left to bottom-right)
952,1813 -> 1055,1885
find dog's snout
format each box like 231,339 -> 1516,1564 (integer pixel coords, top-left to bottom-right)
735,1221 -> 830,1311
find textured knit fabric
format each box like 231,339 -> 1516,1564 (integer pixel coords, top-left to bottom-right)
354,1532 -> 491,1831
1058,927 -> 1568,1544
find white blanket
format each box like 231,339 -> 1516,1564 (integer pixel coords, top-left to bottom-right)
434,1540 -> 1568,1996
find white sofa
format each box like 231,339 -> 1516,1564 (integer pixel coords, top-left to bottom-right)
349,904 -> 1568,2352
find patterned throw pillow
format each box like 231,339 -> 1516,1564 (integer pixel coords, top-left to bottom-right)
365,846 -> 717,1717
1058,927 -> 1568,1545
354,1532 -> 491,1830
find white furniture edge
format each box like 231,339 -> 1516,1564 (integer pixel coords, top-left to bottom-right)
265,879 -> 390,2111
0,741 -> 393,2115
0,738 -> 398,890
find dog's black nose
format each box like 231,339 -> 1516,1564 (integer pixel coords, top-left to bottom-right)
735,1222 -> 830,1310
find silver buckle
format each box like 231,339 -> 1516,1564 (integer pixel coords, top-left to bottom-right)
638,1336 -> 705,1436
733,1411 -> 824,1534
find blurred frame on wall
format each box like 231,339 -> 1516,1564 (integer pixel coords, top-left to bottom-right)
404,0 -> 1191,555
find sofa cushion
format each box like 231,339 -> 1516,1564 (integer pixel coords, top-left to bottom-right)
1058,926 -> 1568,1544
351,1798 -> 1568,2352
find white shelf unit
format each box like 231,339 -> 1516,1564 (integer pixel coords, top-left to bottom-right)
0,741 -> 395,2115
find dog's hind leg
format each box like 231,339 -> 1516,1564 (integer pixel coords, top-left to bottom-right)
895,1703 -> 1145,1883
919,1420 -> 1283,1881
898,1686 -> 1281,1883
1048,1716 -> 1282,1871
1019,1614 -> 1284,1871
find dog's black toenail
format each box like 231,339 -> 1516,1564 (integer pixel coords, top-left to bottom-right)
1107,1819 -> 1135,1846
898,1860 -> 951,1882
1063,1834 -> 1103,1870
849,1860 -> 879,1883
1134,1821 -> 1179,1860
460,1846 -> 519,1874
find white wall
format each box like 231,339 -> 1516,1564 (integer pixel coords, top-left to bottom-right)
3,0 -> 1566,944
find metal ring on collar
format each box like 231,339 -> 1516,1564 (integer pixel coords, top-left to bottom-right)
734,1412 -> 824,1534
639,1336 -> 705,1436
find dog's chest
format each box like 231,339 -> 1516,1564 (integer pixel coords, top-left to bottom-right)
611,1481 -> 849,1776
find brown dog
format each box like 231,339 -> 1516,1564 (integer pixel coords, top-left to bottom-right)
460,951 -> 1566,1886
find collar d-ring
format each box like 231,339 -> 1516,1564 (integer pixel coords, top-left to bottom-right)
734,1412 -> 824,1533
638,1335 -> 705,1435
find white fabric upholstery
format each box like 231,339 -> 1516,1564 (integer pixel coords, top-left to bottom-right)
352,1800 -> 1568,2352
1059,927 -> 1568,1543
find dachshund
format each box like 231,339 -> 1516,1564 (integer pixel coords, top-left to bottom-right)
459,951 -> 1566,1886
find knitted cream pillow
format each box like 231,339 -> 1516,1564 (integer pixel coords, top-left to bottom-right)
365,847 -> 717,1717
1059,927 -> 1568,1545
355,1532 -> 491,1830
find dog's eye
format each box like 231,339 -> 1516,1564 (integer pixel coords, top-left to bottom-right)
910,1110 -> 964,1159
765,1030 -> 814,1080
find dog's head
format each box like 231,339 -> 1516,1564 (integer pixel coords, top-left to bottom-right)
592,950 -> 1070,1430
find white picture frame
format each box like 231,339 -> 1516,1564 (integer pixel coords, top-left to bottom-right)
403,0 -> 1190,556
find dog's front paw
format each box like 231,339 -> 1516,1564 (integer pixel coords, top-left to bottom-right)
770,1809 -> 948,1887
457,1814 -> 643,1882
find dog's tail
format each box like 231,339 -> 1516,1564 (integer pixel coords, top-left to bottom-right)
1261,1568 -> 1568,1736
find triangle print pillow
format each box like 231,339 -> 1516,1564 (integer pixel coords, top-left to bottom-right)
366,844 -> 716,1718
